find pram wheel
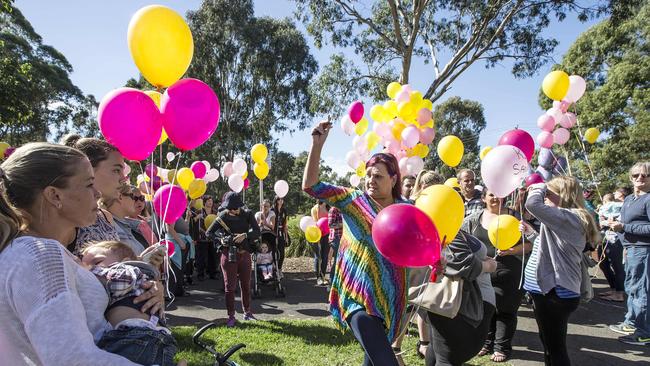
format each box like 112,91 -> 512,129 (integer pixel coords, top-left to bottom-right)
253,287 -> 262,299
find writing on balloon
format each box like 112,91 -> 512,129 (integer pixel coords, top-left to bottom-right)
512,162 -> 528,176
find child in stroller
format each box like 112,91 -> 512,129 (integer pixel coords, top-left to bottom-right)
256,242 -> 274,281
252,231 -> 286,297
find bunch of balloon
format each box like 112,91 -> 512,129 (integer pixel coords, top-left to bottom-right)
341,82 -> 437,181
299,216 -> 321,243
251,143 -> 270,206
222,158 -> 248,193
0,142 -> 15,160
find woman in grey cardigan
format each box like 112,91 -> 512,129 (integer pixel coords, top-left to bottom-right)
522,176 -> 600,366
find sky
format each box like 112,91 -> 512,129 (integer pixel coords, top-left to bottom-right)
14,0 -> 602,177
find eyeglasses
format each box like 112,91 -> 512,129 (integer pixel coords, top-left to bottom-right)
632,173 -> 647,179
128,195 -> 145,202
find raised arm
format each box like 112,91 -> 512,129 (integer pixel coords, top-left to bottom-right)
302,120 -> 332,190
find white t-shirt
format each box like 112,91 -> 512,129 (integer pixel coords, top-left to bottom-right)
255,210 -> 276,231
0,236 -> 139,365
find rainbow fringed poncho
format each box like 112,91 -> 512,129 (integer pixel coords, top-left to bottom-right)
305,182 -> 408,342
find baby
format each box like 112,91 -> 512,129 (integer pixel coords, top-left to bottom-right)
599,193 -> 624,243
81,241 -> 177,366
256,242 -> 274,280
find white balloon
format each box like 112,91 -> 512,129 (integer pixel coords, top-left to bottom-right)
274,180 -> 289,198
166,152 -> 175,162
202,160 -> 211,170
123,164 -> 131,176
352,135 -> 366,153
228,174 -> 244,193
340,115 -> 355,136
346,150 -> 362,169
398,157 -> 409,177
204,168 -> 220,182
232,158 -> 247,175
350,174 -> 361,187
406,156 -> 424,175
373,122 -> 391,138
222,162 -> 234,177
565,75 -> 586,103
299,216 -> 316,232
481,145 -> 529,198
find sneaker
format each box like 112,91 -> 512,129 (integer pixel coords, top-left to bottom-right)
316,278 -> 324,286
226,316 -> 236,328
243,312 -> 257,321
609,323 -> 636,335
618,334 -> 650,346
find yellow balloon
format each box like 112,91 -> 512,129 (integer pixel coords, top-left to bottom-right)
144,90 -> 162,107
584,128 -> 600,144
188,179 -> 207,199
158,129 -> 168,145
415,185 -> 465,245
0,141 -> 9,158
305,225 -> 322,243
410,91 -> 423,104
488,215 -> 522,251
167,169 -> 177,183
366,131 -> 381,151
253,161 -> 270,180
204,214 -> 217,230
444,177 -> 460,189
242,170 -> 248,180
414,143 -> 430,158
387,82 -> 401,99
370,105 -> 387,122
127,5 -> 194,88
542,70 -> 570,101
398,101 -> 416,121
424,120 -> 435,129
193,198 -> 204,210
480,146 -> 492,160
144,193 -> 153,202
176,167 -> 195,190
354,117 -> 369,136
356,162 -> 366,178
251,143 -> 268,164
437,135 -> 464,167
383,100 -> 398,118
391,121 -> 406,140
420,99 -> 433,111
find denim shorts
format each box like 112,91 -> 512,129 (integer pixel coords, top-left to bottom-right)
98,325 -> 177,366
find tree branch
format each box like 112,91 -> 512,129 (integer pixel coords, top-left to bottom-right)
333,0 -> 399,51
387,0 -> 406,51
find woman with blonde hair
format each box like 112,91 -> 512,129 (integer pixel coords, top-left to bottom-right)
410,170 -> 445,201
522,176 -> 601,365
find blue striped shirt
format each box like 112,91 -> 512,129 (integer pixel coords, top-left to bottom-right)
524,237 -> 579,298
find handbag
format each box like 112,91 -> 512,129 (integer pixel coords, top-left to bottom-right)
408,267 -> 464,319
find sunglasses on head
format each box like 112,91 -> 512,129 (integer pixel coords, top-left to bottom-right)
632,173 -> 647,179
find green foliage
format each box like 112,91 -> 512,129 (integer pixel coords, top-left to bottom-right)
538,2 -> 649,194
0,5 -> 97,144
294,0 -> 629,116
425,97 -> 486,179
286,215 -> 311,258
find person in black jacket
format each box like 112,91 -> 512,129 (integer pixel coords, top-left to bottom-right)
206,192 -> 260,328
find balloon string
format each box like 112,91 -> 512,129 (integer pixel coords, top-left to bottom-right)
518,196 -> 527,289
397,266 -> 434,345
570,104 -> 603,202
494,205 -> 501,259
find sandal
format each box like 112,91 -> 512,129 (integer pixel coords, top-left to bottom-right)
491,351 -> 509,362
416,340 -> 429,359
477,347 -> 492,357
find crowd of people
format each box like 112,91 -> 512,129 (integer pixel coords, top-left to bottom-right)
0,129 -> 648,366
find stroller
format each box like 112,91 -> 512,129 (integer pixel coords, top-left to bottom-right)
251,230 -> 286,298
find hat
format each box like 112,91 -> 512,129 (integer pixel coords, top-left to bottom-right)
222,192 -> 244,210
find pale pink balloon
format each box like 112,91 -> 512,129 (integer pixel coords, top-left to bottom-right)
406,156 -> 424,175
401,126 -> 420,148
416,108 -> 432,125
398,157 -> 409,176
222,162 -> 234,177
341,115 -> 355,135
348,101 -> 364,123
419,128 -> 436,145
537,114 -> 555,132
553,100 -> 571,113
537,131 -> 554,148
546,107 -> 563,124
553,128 -> 571,145
395,90 -> 410,103
373,122 -> 391,138
565,75 -> 586,103
558,112 -> 577,128
480,145 -> 529,198
400,84 -> 413,94
395,150 -> 407,162
346,150 -> 362,169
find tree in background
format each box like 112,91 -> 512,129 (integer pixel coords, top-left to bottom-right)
425,97 -> 486,178
0,4 -> 97,145
295,0 -> 637,115
539,2 -> 649,194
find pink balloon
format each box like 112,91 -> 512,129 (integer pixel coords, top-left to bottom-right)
525,173 -> 545,187
419,128 -> 436,145
161,78 -> 220,151
151,176 -> 163,191
222,162 -> 234,177
401,126 -> 420,148
372,204 -> 441,267
348,101 -> 364,124
553,128 -> 570,145
395,90 -> 410,103
558,112 -> 577,128
553,100 -> 571,113
153,184 -> 187,224
537,131 -> 554,148
373,121 -> 391,138
317,217 -> 330,236
98,88 -> 163,161
416,108 -> 432,125
546,107 -> 563,124
497,129 -> 535,162
565,75 -> 586,103
158,240 -> 175,257
190,161 -> 207,179
481,145 -> 529,198
536,114 -> 555,132
400,84 -> 413,94
243,178 -> 250,190
144,163 -> 158,178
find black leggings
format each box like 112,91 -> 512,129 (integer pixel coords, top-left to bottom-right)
347,310 -> 399,366
484,258 -> 524,355
598,239 -> 625,291
530,290 -> 580,366
276,234 -> 286,271
426,302 -> 495,366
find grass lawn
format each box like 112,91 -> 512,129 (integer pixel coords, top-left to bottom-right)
172,319 -> 511,366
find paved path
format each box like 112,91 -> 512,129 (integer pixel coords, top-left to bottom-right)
167,264 -> 650,365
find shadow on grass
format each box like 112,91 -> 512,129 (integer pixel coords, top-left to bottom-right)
240,352 -> 284,365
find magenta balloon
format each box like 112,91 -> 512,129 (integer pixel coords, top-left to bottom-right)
536,114 -> 555,132
553,128 -> 571,145
419,127 -> 436,145
243,178 -> 250,190
161,78 -> 220,151
348,101 -> 364,124
158,240 -> 175,257
98,88 -> 163,161
497,129 -> 535,162
317,217 -> 330,236
144,163 -> 158,178
525,173 -> 545,187
372,204 -> 441,267
153,184 -> 187,224
537,131 -> 554,148
190,161 -> 207,179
